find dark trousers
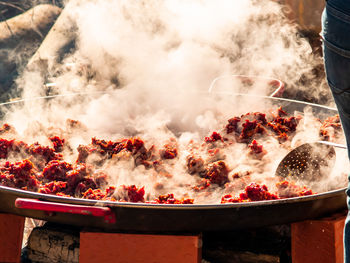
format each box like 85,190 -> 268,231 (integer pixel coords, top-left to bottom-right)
322,1 -> 350,262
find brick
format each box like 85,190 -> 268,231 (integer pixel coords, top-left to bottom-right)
292,213 -> 346,263
80,232 -> 202,263
0,213 -> 25,263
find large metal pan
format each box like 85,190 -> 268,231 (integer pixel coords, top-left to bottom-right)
0,92 -> 346,233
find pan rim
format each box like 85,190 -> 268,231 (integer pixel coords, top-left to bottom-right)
0,92 -> 345,210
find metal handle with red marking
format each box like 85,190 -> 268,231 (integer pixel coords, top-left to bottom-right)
15,198 -> 116,224
208,74 -> 285,98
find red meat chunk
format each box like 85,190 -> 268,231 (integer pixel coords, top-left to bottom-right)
76,145 -> 95,163
113,138 -> 146,156
78,137 -> 151,166
204,161 -> 229,186
42,160 -> 73,181
0,123 -> 16,134
248,140 -> 264,154
65,164 -> 95,195
160,141 -> 178,160
248,140 -> 267,158
221,194 -> 244,203
192,178 -> 211,192
82,188 -> 106,200
92,137 -> 118,156
276,180 -> 314,198
0,138 -> 14,159
0,159 -> 39,191
121,185 -> 145,202
221,183 -> 279,203
39,181 -> 67,195
205,132 -> 223,143
28,143 -> 62,168
49,136 -> 65,152
241,112 -> 267,124
239,120 -> 266,142
154,193 -> 193,204
226,117 -> 241,134
276,106 -> 287,117
319,115 -> 342,141
245,183 -> 279,201
186,155 -> 205,175
75,177 -> 98,197
94,170 -> 109,188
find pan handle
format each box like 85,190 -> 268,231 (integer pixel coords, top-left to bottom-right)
208,74 -> 285,98
15,198 -> 116,224
268,78 -> 285,98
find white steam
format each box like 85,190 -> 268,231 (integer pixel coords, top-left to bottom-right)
0,0 -> 347,203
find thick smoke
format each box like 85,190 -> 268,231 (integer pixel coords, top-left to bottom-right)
1,0 -> 347,203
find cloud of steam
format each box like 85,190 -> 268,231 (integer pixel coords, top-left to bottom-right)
1,0 -> 347,203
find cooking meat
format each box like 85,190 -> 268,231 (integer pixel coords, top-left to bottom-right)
0,108 -> 340,204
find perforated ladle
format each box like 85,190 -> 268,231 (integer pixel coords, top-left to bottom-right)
275,141 -> 347,181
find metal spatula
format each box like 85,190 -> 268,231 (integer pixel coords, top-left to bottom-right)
275,141 -> 346,181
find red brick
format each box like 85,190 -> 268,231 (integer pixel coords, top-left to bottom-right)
79,232 -> 202,263
292,213 -> 346,263
0,213 -> 25,263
